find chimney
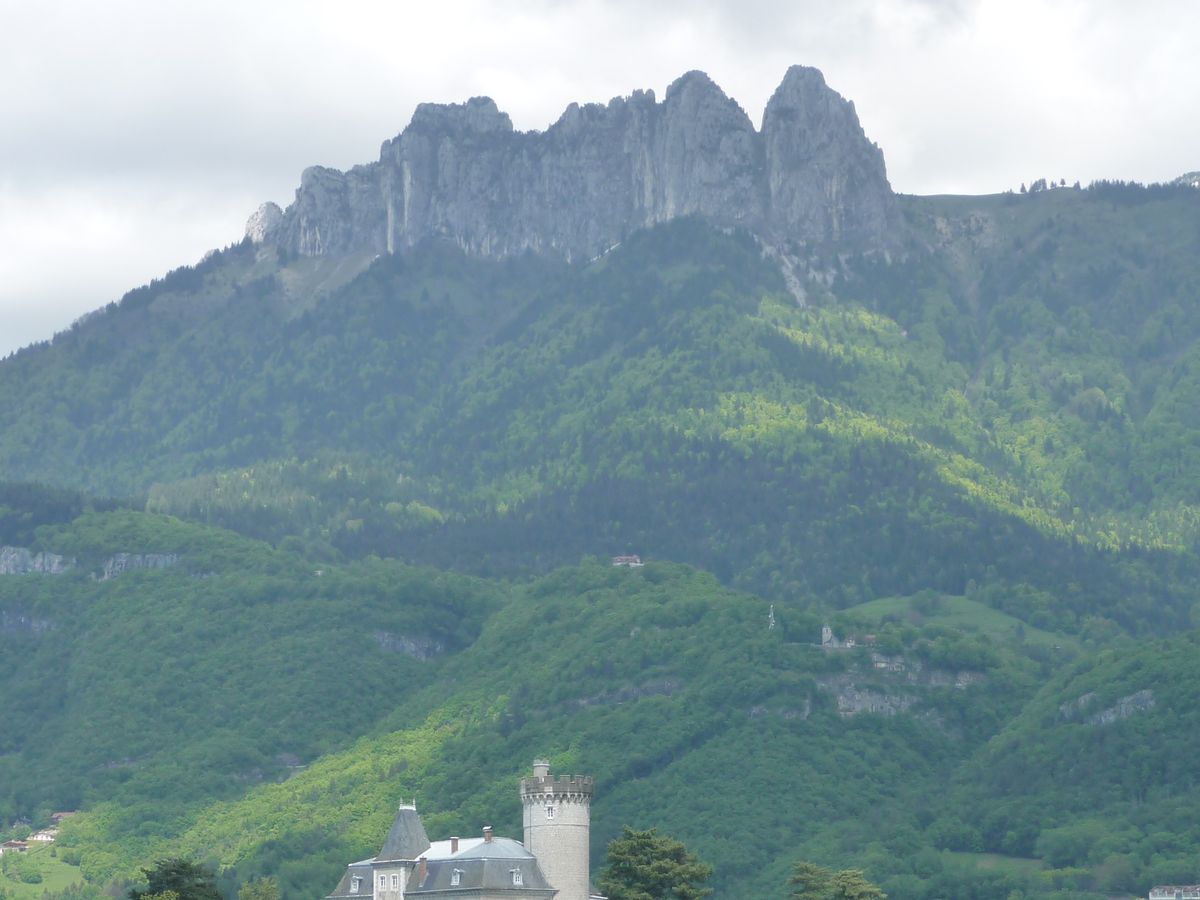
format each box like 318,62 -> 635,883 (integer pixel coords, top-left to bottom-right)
483,825 -> 493,843
532,758 -> 550,778
418,857 -> 427,881
450,836 -> 459,853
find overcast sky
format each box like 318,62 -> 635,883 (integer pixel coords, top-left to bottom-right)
2,0 -> 1197,357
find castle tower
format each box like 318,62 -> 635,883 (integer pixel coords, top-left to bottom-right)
520,759 -> 594,900
372,800 -> 429,900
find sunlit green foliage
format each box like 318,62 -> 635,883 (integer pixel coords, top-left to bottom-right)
790,861 -> 887,900
236,877 -> 278,900
29,554 -> 1053,898
0,509 -> 497,849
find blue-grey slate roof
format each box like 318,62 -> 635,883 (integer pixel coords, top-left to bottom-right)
325,861 -> 374,900
378,806 -> 431,862
325,815 -> 557,898
410,839 -> 554,895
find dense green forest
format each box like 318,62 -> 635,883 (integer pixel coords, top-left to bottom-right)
1,182 -> 1199,899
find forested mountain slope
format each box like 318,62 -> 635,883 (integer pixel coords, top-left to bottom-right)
7,502 -> 1189,898
0,507 -> 496,823
933,632 -> 1200,893
1,512 -> 1050,898
2,193 -> 1199,630
1,127 -> 1199,899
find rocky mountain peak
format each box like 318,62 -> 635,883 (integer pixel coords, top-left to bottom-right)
245,201 -> 283,244
763,64 -> 870,157
765,65 -> 831,111
406,96 -> 514,135
664,69 -> 725,102
763,65 -> 893,244
267,66 -> 897,262
661,70 -> 757,140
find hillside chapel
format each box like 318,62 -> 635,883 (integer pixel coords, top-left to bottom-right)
326,760 -> 600,900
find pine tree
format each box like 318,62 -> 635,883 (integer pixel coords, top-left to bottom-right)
789,861 -> 886,899
128,859 -> 220,900
598,826 -> 713,900
789,861 -> 835,898
829,869 -> 886,899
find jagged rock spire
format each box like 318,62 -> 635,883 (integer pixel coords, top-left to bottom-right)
265,66 -> 896,261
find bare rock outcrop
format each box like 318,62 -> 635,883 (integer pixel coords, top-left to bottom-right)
0,609 -> 53,634
763,66 -> 895,245
245,202 -> 284,244
1059,688 -> 1155,726
816,655 -> 985,720
1087,689 -> 1155,726
100,552 -> 179,581
261,66 -> 896,264
372,630 -> 445,661
0,546 -> 74,575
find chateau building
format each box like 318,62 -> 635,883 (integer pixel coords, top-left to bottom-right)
326,760 -> 598,900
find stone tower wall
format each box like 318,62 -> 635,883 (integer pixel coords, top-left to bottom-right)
521,763 -> 593,900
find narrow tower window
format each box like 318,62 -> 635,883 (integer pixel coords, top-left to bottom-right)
545,805 -> 555,819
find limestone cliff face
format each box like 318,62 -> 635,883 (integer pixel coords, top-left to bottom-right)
262,66 -> 896,262
0,609 -> 53,634
0,546 -> 74,575
245,202 -> 283,244
762,66 -> 894,246
99,552 -> 179,581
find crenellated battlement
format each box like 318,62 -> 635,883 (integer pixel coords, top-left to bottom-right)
521,759 -> 593,900
519,774 -> 595,798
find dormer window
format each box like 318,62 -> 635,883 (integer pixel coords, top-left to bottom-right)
451,869 -> 463,887
511,868 -> 523,886
350,876 -> 361,894
545,805 -> 555,819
